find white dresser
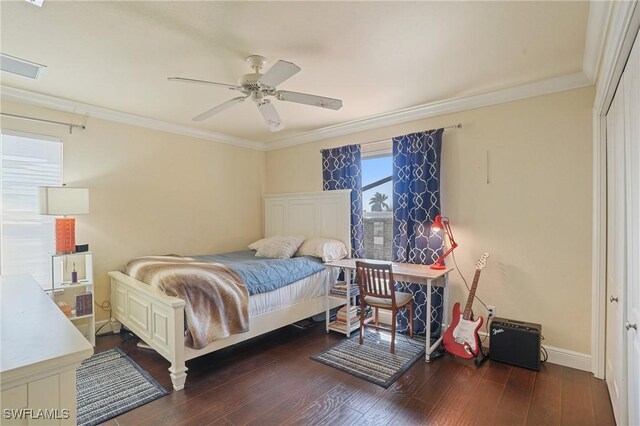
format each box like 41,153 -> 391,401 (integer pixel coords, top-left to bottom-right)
1,274 -> 94,425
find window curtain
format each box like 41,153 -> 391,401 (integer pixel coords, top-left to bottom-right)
321,144 -> 365,258
392,129 -> 444,337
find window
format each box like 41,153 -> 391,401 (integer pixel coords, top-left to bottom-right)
361,154 -> 392,261
1,131 -> 63,289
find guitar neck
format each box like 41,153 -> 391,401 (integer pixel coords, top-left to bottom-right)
462,269 -> 482,320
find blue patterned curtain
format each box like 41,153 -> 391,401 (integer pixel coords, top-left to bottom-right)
321,145 -> 365,258
392,129 -> 444,337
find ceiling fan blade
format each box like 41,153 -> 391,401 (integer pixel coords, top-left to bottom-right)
256,99 -> 284,132
168,77 -> 242,91
258,60 -> 301,87
193,96 -> 247,122
275,90 -> 343,110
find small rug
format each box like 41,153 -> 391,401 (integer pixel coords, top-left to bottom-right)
311,330 -> 426,388
76,347 -> 168,426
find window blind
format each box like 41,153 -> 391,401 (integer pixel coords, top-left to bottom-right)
1,132 -> 62,289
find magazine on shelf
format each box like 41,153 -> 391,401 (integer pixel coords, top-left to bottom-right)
330,282 -> 359,297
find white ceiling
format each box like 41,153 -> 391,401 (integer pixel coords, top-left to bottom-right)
0,1 -> 590,147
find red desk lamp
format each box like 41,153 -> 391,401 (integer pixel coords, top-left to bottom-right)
430,215 -> 458,270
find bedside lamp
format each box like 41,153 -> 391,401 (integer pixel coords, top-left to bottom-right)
38,185 -> 89,254
430,215 -> 458,270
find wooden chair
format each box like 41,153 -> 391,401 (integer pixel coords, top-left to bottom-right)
355,261 -> 413,353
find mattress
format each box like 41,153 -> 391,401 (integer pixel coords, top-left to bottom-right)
249,265 -> 338,317
192,250 -> 325,295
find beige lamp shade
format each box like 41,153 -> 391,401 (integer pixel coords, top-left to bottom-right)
38,186 -> 89,215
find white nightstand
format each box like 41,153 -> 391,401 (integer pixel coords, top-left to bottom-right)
46,252 -> 96,346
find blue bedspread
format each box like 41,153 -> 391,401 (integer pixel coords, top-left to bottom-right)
191,250 -> 324,296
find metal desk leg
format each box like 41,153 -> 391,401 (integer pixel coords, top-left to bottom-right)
425,281 -> 432,362
325,268 -> 331,333
345,269 -> 352,338
442,274 -> 449,333
426,276 -> 448,361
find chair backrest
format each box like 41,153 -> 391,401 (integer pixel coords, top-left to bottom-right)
355,261 -> 396,304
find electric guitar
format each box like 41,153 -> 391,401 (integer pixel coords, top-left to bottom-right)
442,252 -> 490,359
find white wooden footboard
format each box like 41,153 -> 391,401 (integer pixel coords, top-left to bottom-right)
108,271 -> 188,390
108,270 -> 343,392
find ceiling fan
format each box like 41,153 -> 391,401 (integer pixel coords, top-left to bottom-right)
168,55 -> 343,132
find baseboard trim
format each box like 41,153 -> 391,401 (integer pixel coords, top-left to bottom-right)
542,345 -> 592,372
75,319 -> 122,337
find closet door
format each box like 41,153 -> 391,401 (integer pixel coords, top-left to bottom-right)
605,78 -> 627,426
624,30 -> 640,426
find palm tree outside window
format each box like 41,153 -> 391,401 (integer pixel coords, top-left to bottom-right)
369,192 -> 390,212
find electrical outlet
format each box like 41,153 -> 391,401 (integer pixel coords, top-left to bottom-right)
487,305 -> 496,319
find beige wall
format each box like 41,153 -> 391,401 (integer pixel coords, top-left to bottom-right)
266,86 -> 595,354
1,86 -> 594,353
1,100 -> 266,322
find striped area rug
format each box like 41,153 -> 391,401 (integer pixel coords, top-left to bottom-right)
76,347 -> 168,426
311,330 -> 426,388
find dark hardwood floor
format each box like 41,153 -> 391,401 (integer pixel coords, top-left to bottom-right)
96,324 -> 614,426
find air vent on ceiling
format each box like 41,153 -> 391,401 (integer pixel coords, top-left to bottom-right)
0,53 -> 47,79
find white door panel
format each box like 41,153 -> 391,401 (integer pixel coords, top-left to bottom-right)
606,78 -> 627,426
624,30 -> 640,426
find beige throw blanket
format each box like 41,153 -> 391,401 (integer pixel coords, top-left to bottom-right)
123,256 -> 249,349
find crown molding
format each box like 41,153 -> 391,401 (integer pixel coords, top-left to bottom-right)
265,71 -> 593,151
1,72 -> 593,154
593,0 -> 639,114
583,1 -> 614,82
0,85 -> 267,151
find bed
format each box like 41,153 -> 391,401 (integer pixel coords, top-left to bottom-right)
107,190 -> 351,391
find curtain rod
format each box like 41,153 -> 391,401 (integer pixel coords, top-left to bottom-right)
359,123 -> 462,147
320,123 -> 462,152
1,112 -> 86,134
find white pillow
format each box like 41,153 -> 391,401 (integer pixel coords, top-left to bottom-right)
248,237 -> 272,251
254,236 -> 305,259
295,237 -> 348,262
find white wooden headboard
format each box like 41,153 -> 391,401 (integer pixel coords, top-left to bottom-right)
264,190 -> 351,254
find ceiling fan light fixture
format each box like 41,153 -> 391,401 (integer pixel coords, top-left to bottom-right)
1,53 -> 46,79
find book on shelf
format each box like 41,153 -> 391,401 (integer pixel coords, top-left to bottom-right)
75,292 -> 93,316
329,320 -> 360,332
337,305 -> 357,315
336,316 -> 359,324
336,305 -> 359,324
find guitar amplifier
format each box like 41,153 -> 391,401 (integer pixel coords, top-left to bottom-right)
489,317 -> 541,371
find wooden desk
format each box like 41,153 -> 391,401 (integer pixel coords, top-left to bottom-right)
324,259 -> 453,361
1,274 -> 94,425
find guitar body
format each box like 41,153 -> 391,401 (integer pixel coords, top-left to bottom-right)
441,253 -> 490,360
442,302 -> 483,359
